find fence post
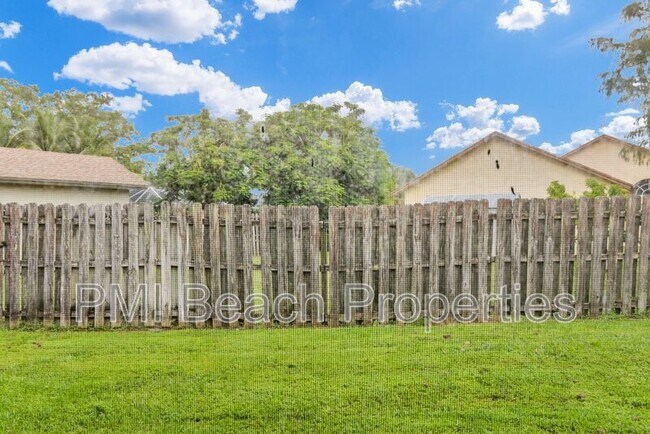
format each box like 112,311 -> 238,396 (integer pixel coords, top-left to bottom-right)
559,199 -> 576,298
542,200 -> 557,300
42,204 -> 56,327
292,207 -> 304,326
494,200 -> 509,317
328,207 -> 340,327
477,201 -> 490,322
276,206 -> 288,320
258,206 -> 272,325
622,196 -> 641,314
605,197 -> 625,313
0,204 -> 5,326
208,203 -> 222,328
308,206 -> 321,326
590,198 -> 608,317
93,204 -> 106,327
241,205 -> 253,321
362,205 -> 374,325
78,204 -> 90,328
395,205 -> 409,323
143,203 -> 156,327
510,199 -> 524,305
378,206 -> 391,323
26,204 -> 40,323
126,204 -> 140,327
638,197 -> 650,314
159,203 -> 172,327
223,204 -> 238,327
7,204 -> 21,329
575,198 -> 591,316
110,204 -> 123,327
191,203 -> 207,328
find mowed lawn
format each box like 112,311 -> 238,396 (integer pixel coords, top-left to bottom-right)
1,319 -> 649,433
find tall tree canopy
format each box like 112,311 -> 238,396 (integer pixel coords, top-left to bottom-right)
255,103 -> 396,208
152,109 -> 256,205
151,103 -> 399,208
0,79 -> 149,173
592,1 -> 650,156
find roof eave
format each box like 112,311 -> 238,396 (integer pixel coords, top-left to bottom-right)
0,177 -> 148,190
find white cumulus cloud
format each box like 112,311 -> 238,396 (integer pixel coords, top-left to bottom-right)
393,0 -> 421,10
497,0 -> 570,31
0,21 -> 21,39
252,0 -> 298,20
0,61 -> 13,73
605,108 -> 640,117
56,42 -> 288,120
0,21 -> 21,74
426,97 -> 540,149
540,129 -> 597,155
540,109 -> 645,155
57,44 -> 420,130
550,0 -> 571,16
600,115 -> 643,138
311,81 -> 420,132
497,0 -> 546,31
47,0 -> 240,44
509,115 -> 542,140
107,93 -> 151,118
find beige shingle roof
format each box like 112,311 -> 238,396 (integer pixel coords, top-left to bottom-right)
0,147 -> 148,189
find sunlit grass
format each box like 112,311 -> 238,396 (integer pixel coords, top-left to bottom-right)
1,318 -> 648,432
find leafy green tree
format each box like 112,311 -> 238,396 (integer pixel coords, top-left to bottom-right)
548,179 -> 630,199
0,115 -> 28,148
152,109 -> 256,204
583,178 -> 629,198
254,103 -> 397,208
583,178 -> 608,199
22,109 -> 76,152
592,1 -> 650,157
607,184 -> 630,197
151,103 -> 399,208
0,79 -> 148,173
547,180 -> 574,199
392,165 -> 416,189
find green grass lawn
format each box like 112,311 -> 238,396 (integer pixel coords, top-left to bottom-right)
1,319 -> 649,433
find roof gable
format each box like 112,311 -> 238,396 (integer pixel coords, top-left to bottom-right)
563,134 -> 647,160
0,147 -> 147,190
394,132 -> 632,195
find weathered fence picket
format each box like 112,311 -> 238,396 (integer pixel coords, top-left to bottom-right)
0,203 -> 4,326
1,198 -> 649,328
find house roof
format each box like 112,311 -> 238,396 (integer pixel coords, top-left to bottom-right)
393,132 -> 632,196
562,134 -> 647,159
0,147 -> 148,190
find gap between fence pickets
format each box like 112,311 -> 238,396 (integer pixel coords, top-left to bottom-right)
0,198 -> 649,328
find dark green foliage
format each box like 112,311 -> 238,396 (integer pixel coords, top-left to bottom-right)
0,79 -> 150,173
152,109 -> 256,204
152,103 -> 399,207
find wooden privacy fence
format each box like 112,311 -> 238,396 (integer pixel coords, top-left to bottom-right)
0,197 -> 649,328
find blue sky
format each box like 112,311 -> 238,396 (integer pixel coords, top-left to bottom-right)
0,0 -> 639,175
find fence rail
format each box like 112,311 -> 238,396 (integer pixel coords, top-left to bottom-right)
1,197 -> 649,328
